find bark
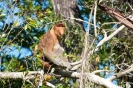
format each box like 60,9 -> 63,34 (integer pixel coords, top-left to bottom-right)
51,0 -> 84,31
0,70 -> 122,88
98,4 -> 133,30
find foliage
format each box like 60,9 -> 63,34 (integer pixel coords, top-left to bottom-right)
0,0 -> 133,87
0,0 -> 84,87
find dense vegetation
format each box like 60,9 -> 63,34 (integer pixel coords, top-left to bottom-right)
0,0 -> 133,88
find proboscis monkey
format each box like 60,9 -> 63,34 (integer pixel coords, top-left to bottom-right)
38,23 -> 71,69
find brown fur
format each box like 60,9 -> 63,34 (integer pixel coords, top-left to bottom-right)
38,23 -> 67,69
38,23 -> 65,52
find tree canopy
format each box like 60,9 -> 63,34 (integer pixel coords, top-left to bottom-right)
0,0 -> 133,88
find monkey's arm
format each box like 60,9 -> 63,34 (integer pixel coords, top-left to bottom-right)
44,51 -> 71,69
53,43 -> 68,62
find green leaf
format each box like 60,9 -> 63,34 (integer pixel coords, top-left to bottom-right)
46,9 -> 52,14
0,33 -> 6,38
29,20 -> 37,27
27,16 -> 33,21
24,25 -> 28,30
17,46 -> 20,52
33,6 -> 40,10
1,79 -> 6,84
29,2 -> 33,10
28,25 -> 31,30
0,14 -> 6,19
33,36 -> 39,40
14,21 -> 19,27
40,18 -> 44,22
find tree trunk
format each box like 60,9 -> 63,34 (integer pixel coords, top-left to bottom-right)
51,0 -> 84,31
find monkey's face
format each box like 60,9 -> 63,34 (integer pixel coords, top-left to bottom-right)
56,27 -> 65,37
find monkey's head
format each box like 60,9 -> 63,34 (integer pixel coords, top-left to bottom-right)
54,23 -> 66,37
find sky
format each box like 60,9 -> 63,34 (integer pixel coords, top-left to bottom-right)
0,0 -> 49,58
0,1 -> 32,58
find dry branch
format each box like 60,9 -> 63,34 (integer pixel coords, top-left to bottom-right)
0,70 -> 55,88
54,69 -> 122,88
108,64 -> 133,81
1,66 -> 130,88
98,4 -> 133,30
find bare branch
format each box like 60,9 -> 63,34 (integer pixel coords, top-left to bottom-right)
98,4 -> 133,30
85,73 -> 122,88
71,64 -> 81,71
70,59 -> 82,65
92,70 -> 112,74
54,69 -> 122,88
95,25 -> 125,51
108,64 -> 133,81
0,69 -> 123,88
80,5 -> 94,88
46,82 -> 55,88
94,1 -> 98,37
61,15 -> 100,29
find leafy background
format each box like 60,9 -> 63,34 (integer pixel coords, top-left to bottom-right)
0,0 -> 133,87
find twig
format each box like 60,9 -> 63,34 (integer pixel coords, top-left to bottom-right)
61,15 -> 100,29
95,25 -> 125,51
92,70 -> 112,74
71,64 -> 81,71
101,22 -> 120,27
26,79 -> 35,87
108,64 -> 133,81
46,82 -> 55,88
94,1 -> 98,37
70,59 -> 82,65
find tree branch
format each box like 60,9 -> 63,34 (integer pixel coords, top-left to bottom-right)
0,69 -> 124,88
98,4 -> 133,30
54,69 -> 122,88
108,64 -> 133,81
95,25 -> 125,50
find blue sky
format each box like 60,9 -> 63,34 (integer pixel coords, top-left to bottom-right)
0,1 -> 32,58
